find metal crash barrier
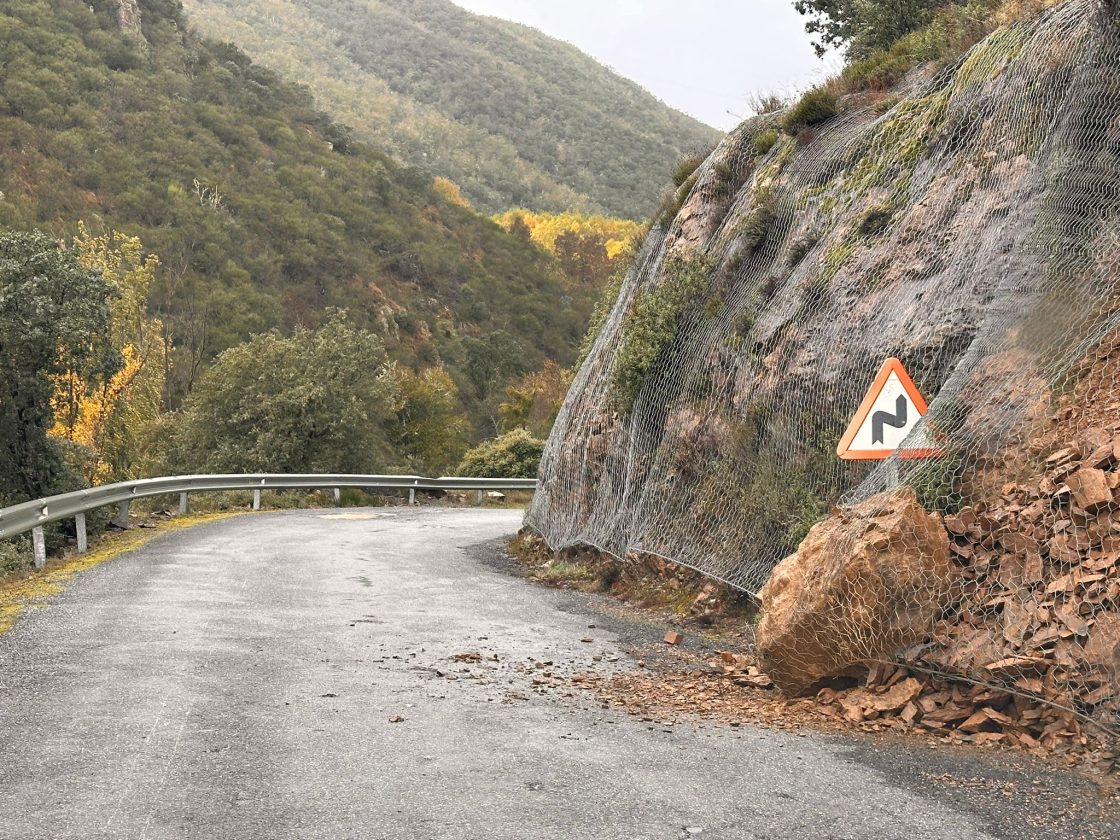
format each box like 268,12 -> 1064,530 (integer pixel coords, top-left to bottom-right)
0,474 -> 537,568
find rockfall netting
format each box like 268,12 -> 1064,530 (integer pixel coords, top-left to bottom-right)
527,0 -> 1120,740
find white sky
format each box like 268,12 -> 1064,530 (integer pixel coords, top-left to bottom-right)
450,0 -> 837,131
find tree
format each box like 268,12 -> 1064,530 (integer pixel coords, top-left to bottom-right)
462,330 -> 531,404
793,0 -> 941,59
0,229 -> 118,503
456,428 -> 544,479
506,213 -> 533,243
50,225 -> 167,483
432,177 -> 473,210
168,314 -> 398,473
492,209 -> 641,289
499,361 -> 572,438
388,365 -> 469,474
553,230 -> 612,286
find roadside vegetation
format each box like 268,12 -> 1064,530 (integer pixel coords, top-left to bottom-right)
456,429 -> 545,479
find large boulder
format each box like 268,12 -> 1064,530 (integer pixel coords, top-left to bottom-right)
755,487 -> 954,695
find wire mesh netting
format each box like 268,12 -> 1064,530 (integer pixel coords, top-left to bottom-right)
527,0 -> 1120,738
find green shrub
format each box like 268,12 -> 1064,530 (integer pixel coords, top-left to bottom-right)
0,537 -> 32,577
456,428 -> 544,478
782,87 -> 839,135
576,257 -> 629,368
610,256 -> 709,413
671,153 -> 708,188
752,129 -> 780,157
787,233 -> 820,266
710,156 -> 755,200
909,450 -> 966,514
736,202 -> 776,254
656,170 -> 702,229
732,309 -> 757,339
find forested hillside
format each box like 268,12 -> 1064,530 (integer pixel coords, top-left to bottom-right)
0,0 -> 592,436
179,0 -> 721,218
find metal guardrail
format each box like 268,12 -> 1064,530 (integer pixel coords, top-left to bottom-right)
0,473 -> 537,568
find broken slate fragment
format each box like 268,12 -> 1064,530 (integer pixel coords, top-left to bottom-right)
1066,468 -> 1113,512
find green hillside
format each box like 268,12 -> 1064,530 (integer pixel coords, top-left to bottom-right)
0,0 -> 590,433
179,0 -> 722,219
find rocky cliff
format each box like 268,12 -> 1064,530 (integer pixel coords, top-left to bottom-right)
528,0 -> 1120,598
116,0 -> 144,39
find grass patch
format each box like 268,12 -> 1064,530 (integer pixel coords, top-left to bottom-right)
734,201 -> 776,255
532,561 -> 596,584
752,129 -> 780,157
672,152 -> 708,188
782,87 -> 839,135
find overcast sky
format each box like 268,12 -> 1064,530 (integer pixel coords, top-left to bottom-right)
450,0 -> 837,131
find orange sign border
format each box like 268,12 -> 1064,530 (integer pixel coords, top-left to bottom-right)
836,357 -> 942,461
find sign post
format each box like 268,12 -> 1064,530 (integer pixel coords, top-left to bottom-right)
837,358 -> 941,479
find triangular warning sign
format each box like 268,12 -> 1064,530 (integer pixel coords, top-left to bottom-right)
837,357 -> 942,460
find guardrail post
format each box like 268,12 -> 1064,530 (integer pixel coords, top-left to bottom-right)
252,489 -> 261,511
179,492 -> 189,515
333,487 -> 341,506
31,526 -> 46,569
75,513 -> 87,553
409,486 -> 416,505
113,500 -> 130,529
475,489 -> 484,506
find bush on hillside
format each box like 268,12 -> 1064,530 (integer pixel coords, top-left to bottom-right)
455,429 -> 544,479
782,87 -> 840,135
752,129 -> 781,157
610,256 -> 709,413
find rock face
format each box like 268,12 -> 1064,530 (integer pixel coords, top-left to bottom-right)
117,0 -> 144,39
754,487 -> 953,695
527,0 -> 1120,596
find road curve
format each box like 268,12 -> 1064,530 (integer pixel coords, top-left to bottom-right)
0,508 -> 1110,839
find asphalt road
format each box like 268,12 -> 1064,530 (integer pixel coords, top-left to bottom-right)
0,508 -> 1115,840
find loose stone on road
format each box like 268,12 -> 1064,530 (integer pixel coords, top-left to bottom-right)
0,509 -> 1112,839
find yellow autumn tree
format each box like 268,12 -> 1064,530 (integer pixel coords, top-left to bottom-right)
51,225 -> 168,483
492,209 -> 642,286
493,210 -> 641,259
433,176 -> 473,210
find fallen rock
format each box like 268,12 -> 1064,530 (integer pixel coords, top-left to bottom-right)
1081,613 -> 1120,679
839,676 -> 924,719
664,631 -> 684,645
1067,467 -> 1113,512
755,487 -> 954,695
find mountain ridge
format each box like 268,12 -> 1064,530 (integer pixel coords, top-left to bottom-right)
180,0 -> 722,218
